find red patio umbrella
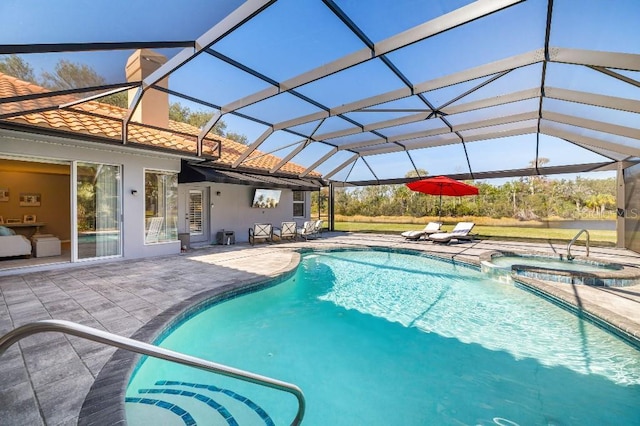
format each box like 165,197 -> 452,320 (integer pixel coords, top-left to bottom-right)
406,176 -> 479,220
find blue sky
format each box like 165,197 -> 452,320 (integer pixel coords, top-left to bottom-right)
1,0 -> 638,184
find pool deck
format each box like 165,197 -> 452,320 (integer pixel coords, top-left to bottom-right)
1,232 -> 640,425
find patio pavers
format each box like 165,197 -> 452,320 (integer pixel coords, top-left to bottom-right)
1,232 -> 639,425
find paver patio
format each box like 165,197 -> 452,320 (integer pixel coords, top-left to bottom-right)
1,232 -> 639,425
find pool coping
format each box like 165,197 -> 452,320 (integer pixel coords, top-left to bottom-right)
77,243 -> 640,425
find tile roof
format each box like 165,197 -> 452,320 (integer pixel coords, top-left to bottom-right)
0,73 -> 319,177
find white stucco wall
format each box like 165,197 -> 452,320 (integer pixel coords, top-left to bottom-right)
1,129 -> 182,260
178,182 -> 312,244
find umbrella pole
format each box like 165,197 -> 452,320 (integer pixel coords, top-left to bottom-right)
439,193 -> 442,221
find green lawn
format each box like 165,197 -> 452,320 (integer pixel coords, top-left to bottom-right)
334,221 -> 616,245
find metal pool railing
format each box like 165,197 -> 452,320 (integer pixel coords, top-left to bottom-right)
0,319 -> 306,426
567,229 -> 590,261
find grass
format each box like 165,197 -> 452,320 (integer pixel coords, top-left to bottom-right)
333,221 -> 616,246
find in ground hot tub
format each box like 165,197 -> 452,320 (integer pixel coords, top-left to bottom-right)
480,251 -> 640,287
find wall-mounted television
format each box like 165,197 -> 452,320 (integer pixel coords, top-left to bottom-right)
252,189 -> 281,208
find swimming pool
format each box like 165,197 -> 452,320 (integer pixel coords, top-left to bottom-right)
126,249 -> 640,425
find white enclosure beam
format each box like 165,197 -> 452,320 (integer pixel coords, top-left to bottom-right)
270,139 -> 311,174
124,0 -> 275,129
542,111 -> 640,141
324,154 -> 360,180
221,0 -> 523,113
540,122 -> 640,157
300,147 -> 338,177
268,49 -> 544,134
549,48 -> 640,72
545,87 -> 640,114
232,127 -> 274,168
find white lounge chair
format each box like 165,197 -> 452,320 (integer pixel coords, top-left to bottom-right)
312,220 -> 323,238
297,221 -> 316,240
401,222 -> 441,241
428,222 -> 476,244
249,223 -> 273,246
273,221 -> 297,242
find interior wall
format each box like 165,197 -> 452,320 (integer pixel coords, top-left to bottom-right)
0,168 -> 71,240
624,163 -> 640,253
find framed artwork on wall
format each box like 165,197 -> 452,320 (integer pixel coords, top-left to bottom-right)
0,216 -> 4,224
19,193 -> 41,206
0,188 -> 8,202
24,214 -> 37,224
6,218 -> 21,224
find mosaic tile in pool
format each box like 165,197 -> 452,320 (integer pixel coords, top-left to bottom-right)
127,250 -> 640,425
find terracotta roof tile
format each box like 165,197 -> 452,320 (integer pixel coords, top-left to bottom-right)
0,73 -> 320,178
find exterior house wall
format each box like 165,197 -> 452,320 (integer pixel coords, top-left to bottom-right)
178,182 -> 312,244
624,162 -> 640,253
1,129 -> 182,259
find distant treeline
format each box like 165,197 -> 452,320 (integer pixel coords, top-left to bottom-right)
315,176 -> 616,220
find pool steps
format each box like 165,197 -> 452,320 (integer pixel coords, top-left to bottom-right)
0,319 -> 305,426
127,380 -> 275,426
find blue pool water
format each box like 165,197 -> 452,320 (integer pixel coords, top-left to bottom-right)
126,250 -> 640,425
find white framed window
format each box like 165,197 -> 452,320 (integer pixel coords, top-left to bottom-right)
144,170 -> 178,243
293,191 -> 305,217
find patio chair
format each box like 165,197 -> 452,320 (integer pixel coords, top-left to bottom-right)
312,220 -> 323,238
428,222 -> 476,244
401,222 -> 441,241
297,221 -> 317,240
249,223 -> 273,246
273,221 -> 297,242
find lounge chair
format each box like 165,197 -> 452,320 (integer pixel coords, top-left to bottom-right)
249,223 -> 273,246
312,220 -> 323,238
297,221 -> 316,240
401,222 -> 441,241
273,221 -> 297,242
428,222 -> 476,244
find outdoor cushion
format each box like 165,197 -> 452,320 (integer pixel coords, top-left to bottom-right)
0,226 -> 16,236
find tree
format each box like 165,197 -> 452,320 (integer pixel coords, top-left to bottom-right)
41,59 -> 106,91
405,168 -> 428,179
225,132 -> 248,145
2,56 -> 251,141
168,102 -> 231,137
0,54 -> 36,83
96,91 -> 128,108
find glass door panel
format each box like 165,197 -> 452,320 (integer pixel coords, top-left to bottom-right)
189,190 -> 204,235
76,162 -> 121,259
187,188 -> 209,244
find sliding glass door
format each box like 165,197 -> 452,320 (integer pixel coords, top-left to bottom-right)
75,162 -> 122,260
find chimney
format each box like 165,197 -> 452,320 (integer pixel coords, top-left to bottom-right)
125,49 -> 169,129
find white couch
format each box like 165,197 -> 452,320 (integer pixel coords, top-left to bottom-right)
0,234 -> 32,258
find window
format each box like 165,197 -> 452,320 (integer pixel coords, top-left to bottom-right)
145,170 -> 178,243
293,191 -> 305,217
76,162 -> 121,259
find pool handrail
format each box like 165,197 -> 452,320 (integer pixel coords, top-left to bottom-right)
567,229 -> 590,261
0,319 -> 305,426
